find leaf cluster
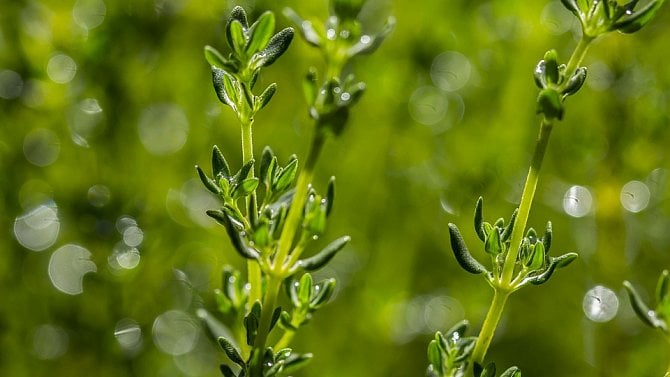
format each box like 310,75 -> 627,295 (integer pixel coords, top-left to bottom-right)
448,198 -> 577,291
426,321 -> 521,377
534,50 -> 587,120
561,0 -> 666,37
205,6 -> 294,121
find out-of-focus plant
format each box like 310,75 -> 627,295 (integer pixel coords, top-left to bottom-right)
428,0 -> 667,375
195,2 -> 392,376
625,270 -> 670,376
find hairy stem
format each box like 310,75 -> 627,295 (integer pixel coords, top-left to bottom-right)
470,289 -> 511,367
501,119 -> 554,285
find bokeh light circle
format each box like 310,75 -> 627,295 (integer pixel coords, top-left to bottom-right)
152,310 -> 199,356
583,285 -> 619,323
620,180 -> 650,213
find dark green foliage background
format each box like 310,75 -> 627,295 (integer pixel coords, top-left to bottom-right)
1,0 -> 670,376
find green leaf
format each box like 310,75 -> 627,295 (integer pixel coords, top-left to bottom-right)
257,83 -> 277,110
244,301 -> 261,346
445,320 -> 469,340
554,252 -> 578,268
325,176 -> 336,216
527,242 -> 545,270
453,337 -> 476,362
656,270 -> 670,303
212,145 -> 231,178
228,6 -> 248,28
196,165 -> 220,194
204,45 -> 229,69
246,11 -> 275,54
299,235 -> 350,271
562,67 -> 587,96
474,197 -> 486,241
274,158 -> 298,192
219,364 -> 236,377
536,88 -> 564,120
228,19 -> 247,56
501,208 -> 518,242
218,336 -> 245,367
310,278 -> 336,308
427,340 -> 443,374
237,159 -> 255,181
270,307 -> 282,331
543,50 -> 559,84
346,82 -> 366,106
298,273 -> 313,306
347,16 -> 396,56
612,0 -> 666,33
281,353 -> 312,374
484,228 -> 503,255
207,210 -> 260,260
528,260 -> 558,285
259,146 -> 275,186
232,177 -> 259,199
259,28 -> 294,67
212,67 -> 238,110
448,223 -> 487,274
283,8 -> 322,47
624,281 -> 662,328
560,0 -> 582,16
279,311 -> 298,331
500,366 -> 522,377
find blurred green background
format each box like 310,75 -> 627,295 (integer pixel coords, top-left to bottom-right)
2,0 -> 670,376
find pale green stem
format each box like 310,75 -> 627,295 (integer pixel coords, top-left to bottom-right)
273,130 -> 326,274
241,119 -> 263,307
274,328 -> 296,351
470,289 -> 511,366
564,35 -> 593,82
500,119 -> 554,285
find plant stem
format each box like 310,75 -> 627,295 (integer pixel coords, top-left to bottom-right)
470,289 -> 511,366
274,130 -> 326,273
564,35 -> 593,80
241,119 -> 263,307
250,276 -> 282,377
274,329 -> 296,351
501,119 -> 554,285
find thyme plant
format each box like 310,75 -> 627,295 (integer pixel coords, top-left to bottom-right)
196,2 -> 392,376
427,1 -> 667,376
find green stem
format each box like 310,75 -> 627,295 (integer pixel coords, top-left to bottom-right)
274,328 -> 296,351
250,276 -> 282,377
501,119 -> 554,285
274,130 -> 326,274
470,289 -> 511,367
241,120 -> 263,307
564,35 -> 593,81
